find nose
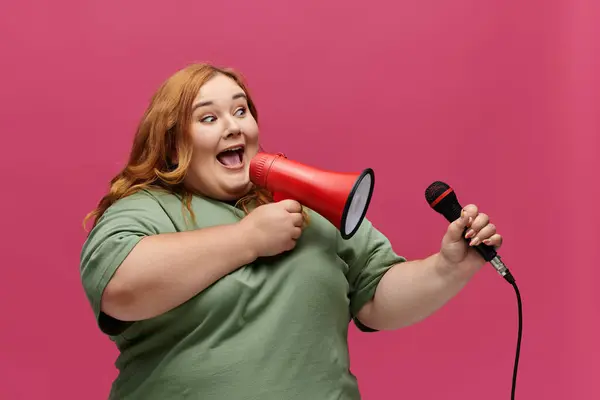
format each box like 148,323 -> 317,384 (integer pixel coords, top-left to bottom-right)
223,116 -> 242,139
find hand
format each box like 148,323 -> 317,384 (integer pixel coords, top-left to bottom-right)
239,199 -> 305,258
438,204 -> 503,273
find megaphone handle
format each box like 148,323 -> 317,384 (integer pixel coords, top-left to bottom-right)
272,191 -> 292,202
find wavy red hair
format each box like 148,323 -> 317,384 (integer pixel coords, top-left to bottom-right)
83,63 -> 291,231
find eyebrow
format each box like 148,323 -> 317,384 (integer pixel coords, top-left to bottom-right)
192,93 -> 247,112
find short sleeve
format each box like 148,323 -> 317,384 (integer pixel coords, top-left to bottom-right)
336,218 -> 406,332
79,190 -> 175,336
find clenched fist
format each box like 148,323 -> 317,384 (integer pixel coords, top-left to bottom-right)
239,199 -> 305,258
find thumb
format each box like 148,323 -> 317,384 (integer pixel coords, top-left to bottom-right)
278,199 -> 302,213
445,208 -> 470,242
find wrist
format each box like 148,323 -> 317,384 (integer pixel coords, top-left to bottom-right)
433,252 -> 479,282
235,220 -> 259,263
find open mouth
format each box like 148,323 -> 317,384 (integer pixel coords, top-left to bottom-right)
216,145 -> 245,168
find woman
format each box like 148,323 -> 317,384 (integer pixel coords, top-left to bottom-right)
80,63 -> 503,400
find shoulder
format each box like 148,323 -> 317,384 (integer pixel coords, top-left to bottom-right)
102,189 -> 247,233
103,188 -> 175,214
86,188 -> 180,242
80,189 -> 177,283
100,188 -> 188,224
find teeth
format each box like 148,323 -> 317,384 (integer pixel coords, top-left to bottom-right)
224,146 -> 243,152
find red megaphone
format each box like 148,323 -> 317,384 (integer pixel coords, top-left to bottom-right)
249,152 -> 375,240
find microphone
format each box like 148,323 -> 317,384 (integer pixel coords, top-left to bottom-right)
426,181 -> 522,400
425,181 -> 515,284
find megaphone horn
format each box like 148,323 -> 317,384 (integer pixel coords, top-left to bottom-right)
249,152 -> 375,240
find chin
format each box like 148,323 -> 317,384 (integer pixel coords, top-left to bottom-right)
221,182 -> 253,201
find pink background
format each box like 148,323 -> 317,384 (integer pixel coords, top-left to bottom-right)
1,0 -> 598,399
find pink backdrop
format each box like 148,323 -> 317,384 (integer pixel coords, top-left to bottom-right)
1,0 -> 598,399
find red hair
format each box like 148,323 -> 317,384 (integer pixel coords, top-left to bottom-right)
83,63 -> 297,231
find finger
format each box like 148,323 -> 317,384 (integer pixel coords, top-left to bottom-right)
445,204 -> 478,242
291,213 -> 304,228
482,233 -> 503,249
291,227 -> 302,240
468,222 -> 496,246
446,217 -> 469,242
461,204 -> 479,227
286,239 -> 297,251
464,213 -> 490,239
279,199 -> 302,213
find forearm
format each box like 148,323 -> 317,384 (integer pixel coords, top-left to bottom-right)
357,253 -> 482,330
101,222 -> 257,321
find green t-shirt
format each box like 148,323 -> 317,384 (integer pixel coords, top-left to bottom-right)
80,189 -> 406,400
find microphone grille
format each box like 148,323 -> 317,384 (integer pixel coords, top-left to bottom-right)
425,181 -> 451,205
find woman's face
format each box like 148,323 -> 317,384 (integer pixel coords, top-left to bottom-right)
184,73 -> 260,201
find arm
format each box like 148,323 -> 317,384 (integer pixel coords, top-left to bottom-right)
355,204 -> 502,331
81,192 -> 303,333
102,222 -> 257,321
80,191 -> 259,333
356,253 -> 480,330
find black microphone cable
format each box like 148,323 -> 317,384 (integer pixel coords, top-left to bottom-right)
425,181 -> 522,400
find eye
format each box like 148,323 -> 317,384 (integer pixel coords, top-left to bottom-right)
200,115 -> 216,123
234,107 -> 246,117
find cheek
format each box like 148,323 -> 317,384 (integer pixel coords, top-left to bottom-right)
190,126 -> 219,156
191,151 -> 214,170
188,141 -> 218,182
242,121 -> 260,141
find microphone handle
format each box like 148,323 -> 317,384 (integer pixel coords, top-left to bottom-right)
439,200 -> 515,284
